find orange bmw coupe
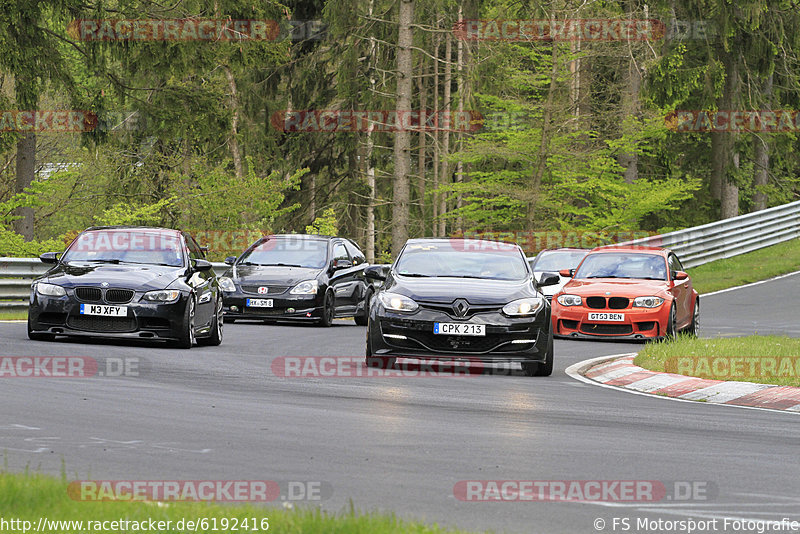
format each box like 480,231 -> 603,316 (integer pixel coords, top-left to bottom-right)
551,246 -> 699,340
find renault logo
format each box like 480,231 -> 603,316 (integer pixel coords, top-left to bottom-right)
452,299 -> 470,318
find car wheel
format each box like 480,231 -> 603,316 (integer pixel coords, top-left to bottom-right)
664,303 -> 677,340
684,300 -> 699,337
522,330 -> 554,377
27,318 -> 54,342
319,291 -> 334,327
173,296 -> 196,349
353,288 -> 372,326
223,317 -> 235,324
198,298 -> 223,346
365,323 -> 395,368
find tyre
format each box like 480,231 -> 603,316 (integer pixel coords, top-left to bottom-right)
365,325 -> 395,368
353,288 -> 372,326
522,330 -> 553,377
198,297 -> 223,346
664,303 -> 677,340
319,291 -> 334,327
172,296 -> 196,349
27,318 -> 54,342
684,300 -> 699,337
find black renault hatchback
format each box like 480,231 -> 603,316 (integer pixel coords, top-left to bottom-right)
365,238 -> 559,376
219,234 -> 371,326
27,226 -> 223,348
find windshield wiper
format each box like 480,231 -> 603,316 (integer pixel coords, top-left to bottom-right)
81,259 -> 121,264
260,263 -> 305,268
398,272 -> 435,277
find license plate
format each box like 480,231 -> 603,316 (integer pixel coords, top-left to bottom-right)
247,298 -> 273,308
588,312 -> 625,322
80,304 -> 127,317
433,323 -> 485,336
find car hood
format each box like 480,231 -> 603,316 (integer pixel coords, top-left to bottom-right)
562,278 -> 670,296
41,261 -> 183,291
231,265 -> 322,285
390,276 -> 535,305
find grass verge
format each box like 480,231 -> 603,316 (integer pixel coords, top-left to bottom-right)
0,471 -> 477,534
0,310 -> 26,321
634,335 -> 800,387
687,238 -> 800,294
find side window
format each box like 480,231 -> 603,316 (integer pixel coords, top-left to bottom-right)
185,234 -> 205,260
344,240 -> 366,265
668,254 -> 682,274
332,242 -> 349,262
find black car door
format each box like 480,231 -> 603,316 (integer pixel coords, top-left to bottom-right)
183,234 -> 215,327
328,240 -> 359,314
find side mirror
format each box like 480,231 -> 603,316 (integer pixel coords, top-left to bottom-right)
332,259 -> 353,271
39,252 -> 60,264
539,272 -> 561,287
673,270 -> 689,281
224,256 -> 237,266
559,268 -> 574,278
193,259 -> 213,272
364,265 -> 388,281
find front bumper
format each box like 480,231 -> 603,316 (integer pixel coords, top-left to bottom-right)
552,304 -> 666,339
369,305 -> 551,364
28,292 -> 189,341
222,291 -> 323,321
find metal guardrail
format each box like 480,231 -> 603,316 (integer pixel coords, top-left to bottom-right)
2,200 -> 799,311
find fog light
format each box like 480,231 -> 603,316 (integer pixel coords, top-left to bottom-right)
384,333 -> 407,340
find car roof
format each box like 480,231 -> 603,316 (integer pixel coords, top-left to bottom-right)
406,237 -> 522,248
536,247 -> 591,253
588,245 -> 670,256
258,233 -> 337,241
84,225 -> 182,235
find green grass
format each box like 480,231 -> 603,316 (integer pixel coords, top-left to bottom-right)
0,311 -> 26,321
634,335 -> 800,387
0,471 -> 480,534
687,237 -> 800,294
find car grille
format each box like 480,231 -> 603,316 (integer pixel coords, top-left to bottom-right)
241,285 -> 291,295
105,289 -> 135,303
417,302 -> 502,320
75,287 -> 135,304
75,287 -> 102,302
580,323 -> 633,335
67,315 -> 137,332
244,308 -> 286,316
584,296 -> 630,310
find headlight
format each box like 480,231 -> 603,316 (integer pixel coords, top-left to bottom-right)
557,294 -> 582,306
378,291 -> 418,312
218,276 -> 236,292
142,290 -> 181,302
633,296 -> 664,308
503,297 -> 544,316
290,280 -> 319,295
35,283 -> 66,297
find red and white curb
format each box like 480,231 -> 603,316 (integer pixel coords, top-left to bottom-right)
566,354 -> 800,414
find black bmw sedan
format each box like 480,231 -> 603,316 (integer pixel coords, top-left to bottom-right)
219,234 -> 371,326
365,238 -> 559,376
27,226 -> 223,348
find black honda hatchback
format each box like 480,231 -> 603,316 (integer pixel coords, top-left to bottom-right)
219,234 -> 371,326
365,238 -> 559,376
27,226 -> 223,348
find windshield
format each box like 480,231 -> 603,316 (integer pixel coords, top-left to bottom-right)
395,241 -> 529,280
574,252 -> 667,281
239,237 -> 328,269
531,250 -> 589,272
61,229 -> 184,267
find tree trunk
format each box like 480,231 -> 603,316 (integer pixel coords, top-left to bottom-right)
618,0 -> 641,183
455,5 -> 465,234
752,73 -> 773,212
417,59 -> 427,229
530,39 -> 560,228
714,45 -> 740,219
438,31 -> 452,238
13,133 -> 35,240
432,32 -> 440,235
223,65 -> 244,179
392,0 -> 414,254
